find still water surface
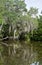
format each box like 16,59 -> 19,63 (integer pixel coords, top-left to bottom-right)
0,41 -> 42,65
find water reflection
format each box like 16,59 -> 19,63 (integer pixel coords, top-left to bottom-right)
0,41 -> 42,65
31,62 -> 39,65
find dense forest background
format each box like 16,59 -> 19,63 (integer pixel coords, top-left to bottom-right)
0,0 -> 42,41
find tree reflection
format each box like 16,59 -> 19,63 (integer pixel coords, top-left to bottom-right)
0,41 -> 42,65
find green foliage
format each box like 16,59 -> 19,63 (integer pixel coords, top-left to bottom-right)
0,0 -> 42,41
28,7 -> 38,17
0,0 -> 26,24
30,15 -> 42,41
0,0 -> 27,38
1,24 -> 9,38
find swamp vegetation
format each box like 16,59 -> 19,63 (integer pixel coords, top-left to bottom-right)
0,0 -> 42,65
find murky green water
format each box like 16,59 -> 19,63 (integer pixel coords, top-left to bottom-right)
0,41 -> 42,65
